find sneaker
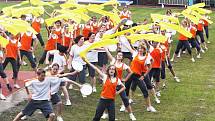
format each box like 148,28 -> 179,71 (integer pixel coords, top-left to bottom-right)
65,99 -> 71,106
22,61 -> 28,66
205,47 -> 208,50
170,58 -> 174,62
92,87 -> 97,93
147,106 -> 157,112
68,84 -> 73,90
191,58 -> 195,62
38,111 -> 42,114
129,113 -> 136,121
82,95 -> 87,98
86,73 -> 89,77
174,77 -> 180,82
61,92 -> 64,96
182,51 -> 186,54
57,116 -> 64,121
101,113 -> 108,119
207,41 -> 211,44
197,54 -> 201,59
120,105 -> 126,112
162,83 -> 166,88
155,97 -> 160,104
201,49 -> 205,53
177,54 -> 180,58
129,99 -> 134,104
0,94 -> 6,100
14,84 -> 21,89
21,115 -> 27,120
156,91 -> 161,97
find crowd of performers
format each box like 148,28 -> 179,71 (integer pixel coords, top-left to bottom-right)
0,5 -> 211,121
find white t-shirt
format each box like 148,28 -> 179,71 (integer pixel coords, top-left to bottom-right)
25,78 -> 52,100
49,76 -> 69,95
132,51 -> 152,65
85,41 -> 98,62
48,50 -> 67,72
70,44 -> 88,65
118,35 -> 130,52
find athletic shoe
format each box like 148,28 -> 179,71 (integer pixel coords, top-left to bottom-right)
129,113 -> 136,121
57,116 -> 64,121
22,61 -> 28,66
147,106 -> 157,112
82,95 -> 87,98
92,87 -> 97,93
61,92 -> 64,96
68,84 -> 73,90
205,47 -> 208,50
207,41 -> 211,44
85,72 -> 89,77
129,99 -> 134,104
197,54 -> 201,59
14,84 -> 21,89
182,51 -> 186,54
170,58 -> 174,62
101,113 -> 108,119
156,91 -> 161,97
191,58 -> 195,62
65,99 -> 72,106
0,94 -> 6,100
120,105 -> 126,112
38,111 -> 42,114
155,97 -> 160,104
174,77 -> 180,83
162,83 -> 166,88
21,115 -> 27,120
201,49 -> 205,53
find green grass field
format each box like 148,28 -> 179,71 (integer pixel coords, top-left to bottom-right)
1,2 -> 215,121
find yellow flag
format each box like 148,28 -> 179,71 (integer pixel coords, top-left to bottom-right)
151,14 -> 179,24
159,22 -> 192,38
80,39 -> 118,59
0,35 -> 9,48
126,34 -> 167,44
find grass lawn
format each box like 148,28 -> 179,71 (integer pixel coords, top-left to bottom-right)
0,2 -> 215,121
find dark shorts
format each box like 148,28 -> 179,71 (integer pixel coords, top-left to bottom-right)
67,65 -> 86,84
122,52 -> 132,61
22,100 -> 53,118
60,81 -> 66,86
0,63 -> 7,78
98,52 -> 108,67
87,62 -> 97,77
51,93 -> 61,105
149,68 -> 161,82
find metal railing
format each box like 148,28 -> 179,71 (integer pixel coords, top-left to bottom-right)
158,0 -> 188,5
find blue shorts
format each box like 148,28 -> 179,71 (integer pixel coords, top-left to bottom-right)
22,100 -> 53,118
51,93 -> 61,105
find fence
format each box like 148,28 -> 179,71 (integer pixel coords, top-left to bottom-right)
158,0 -> 188,5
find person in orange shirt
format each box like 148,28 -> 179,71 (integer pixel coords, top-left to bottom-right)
32,16 -> 45,47
171,20 -> 195,62
149,42 -> 162,99
84,59 -> 125,121
119,6 -> 132,20
62,24 -> 74,53
2,32 -> 22,89
122,42 -> 157,112
203,14 -> 210,44
0,33 -> 13,99
90,16 -> 99,34
17,31 -> 38,74
82,21 -> 93,39
54,20 -> 64,50
196,19 -> 208,50
38,26 -> 57,66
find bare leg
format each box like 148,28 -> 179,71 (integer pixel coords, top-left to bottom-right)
13,112 -> 24,121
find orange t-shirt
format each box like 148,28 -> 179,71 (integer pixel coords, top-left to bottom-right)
73,24 -> 80,38
190,26 -> 197,38
5,40 -> 19,59
32,20 -> 41,33
178,33 -> 188,41
203,19 -> 209,26
101,77 -> 118,100
116,64 -> 124,80
63,32 -> 72,47
45,34 -> 57,51
20,33 -> 33,51
130,55 -> 148,75
150,48 -> 162,68
82,25 -> 92,38
91,22 -> 99,34
197,22 -> 204,31
54,29 -> 62,44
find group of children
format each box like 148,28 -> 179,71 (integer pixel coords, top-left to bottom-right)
0,4 -> 211,121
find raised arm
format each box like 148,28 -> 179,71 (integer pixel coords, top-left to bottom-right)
104,47 -> 114,62
121,39 -> 135,54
